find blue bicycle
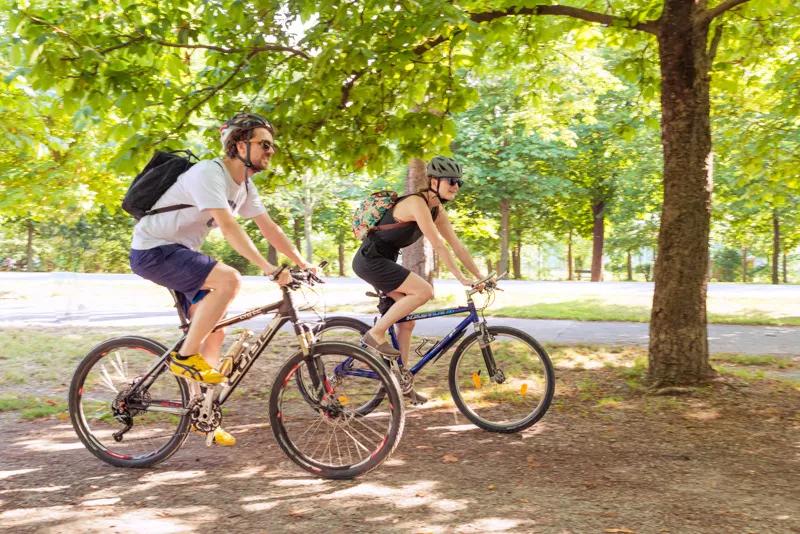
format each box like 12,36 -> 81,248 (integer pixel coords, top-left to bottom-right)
315,273 -> 555,433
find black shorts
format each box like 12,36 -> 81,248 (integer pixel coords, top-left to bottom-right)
352,242 -> 411,294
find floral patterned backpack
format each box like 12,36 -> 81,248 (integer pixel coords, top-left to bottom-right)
351,191 -> 416,240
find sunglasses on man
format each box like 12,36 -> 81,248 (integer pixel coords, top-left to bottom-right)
251,139 -> 277,152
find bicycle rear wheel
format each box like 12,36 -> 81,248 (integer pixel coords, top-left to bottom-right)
449,326 -> 554,433
69,336 -> 191,468
269,341 -> 404,479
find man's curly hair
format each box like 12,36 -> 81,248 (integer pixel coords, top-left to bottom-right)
224,123 -> 275,159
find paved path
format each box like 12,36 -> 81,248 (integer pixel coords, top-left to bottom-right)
1,272 -> 798,357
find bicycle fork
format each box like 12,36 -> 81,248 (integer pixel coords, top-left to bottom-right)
475,322 -> 504,383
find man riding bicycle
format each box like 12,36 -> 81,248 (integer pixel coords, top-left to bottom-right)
129,112 -> 311,445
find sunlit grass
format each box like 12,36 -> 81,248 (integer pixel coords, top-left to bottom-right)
0,395 -> 67,419
491,300 -> 800,326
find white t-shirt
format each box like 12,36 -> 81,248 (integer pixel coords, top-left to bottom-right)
132,158 -> 266,250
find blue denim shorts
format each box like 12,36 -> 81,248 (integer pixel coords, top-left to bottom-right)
130,244 -> 217,316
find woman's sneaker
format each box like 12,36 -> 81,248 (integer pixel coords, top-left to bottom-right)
168,352 -> 226,384
361,332 -> 401,356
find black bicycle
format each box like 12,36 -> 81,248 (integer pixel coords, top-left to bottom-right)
315,273 -> 555,433
69,265 -> 405,479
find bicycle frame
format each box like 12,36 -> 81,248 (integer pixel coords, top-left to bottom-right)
127,286 -> 323,411
337,299 -> 483,380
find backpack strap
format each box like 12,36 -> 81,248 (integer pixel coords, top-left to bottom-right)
368,192 -> 426,234
143,160 -> 227,217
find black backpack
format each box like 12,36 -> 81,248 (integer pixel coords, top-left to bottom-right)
121,150 -> 198,220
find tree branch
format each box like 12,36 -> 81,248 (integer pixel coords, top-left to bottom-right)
146,40 -> 310,60
471,5 -> 659,34
707,24 -> 724,62
154,52 -> 255,145
701,0 -> 752,22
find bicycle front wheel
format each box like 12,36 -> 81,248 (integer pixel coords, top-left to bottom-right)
449,326 -> 555,433
69,336 -> 191,468
270,342 -> 404,479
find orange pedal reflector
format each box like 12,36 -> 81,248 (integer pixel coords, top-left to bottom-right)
471,372 -> 482,389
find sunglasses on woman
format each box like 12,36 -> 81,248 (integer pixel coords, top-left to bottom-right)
446,177 -> 463,187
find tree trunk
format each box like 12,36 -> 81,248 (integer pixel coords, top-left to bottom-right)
590,200 -> 605,282
26,219 -> 34,272
783,252 -> 788,284
498,198 -> 510,275
433,251 -> 440,279
303,176 -> 314,263
741,247 -> 748,283
772,209 -> 780,285
626,250 -> 633,281
292,217 -> 302,253
486,258 -> 493,273
401,158 -> 433,282
648,2 -> 716,386
338,238 -> 345,277
512,238 -> 522,279
567,229 -> 573,281
267,244 -> 278,265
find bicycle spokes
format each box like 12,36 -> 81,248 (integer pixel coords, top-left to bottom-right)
273,349 -> 401,475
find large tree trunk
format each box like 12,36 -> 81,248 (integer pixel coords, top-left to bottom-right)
498,198 -> 510,275
267,244 -> 278,265
590,200 -> 604,282
26,219 -> 34,272
401,158 -> 433,282
648,2 -> 716,386
567,229 -> 573,281
772,209 -> 780,285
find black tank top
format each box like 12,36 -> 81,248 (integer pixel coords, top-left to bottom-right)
362,194 -> 439,260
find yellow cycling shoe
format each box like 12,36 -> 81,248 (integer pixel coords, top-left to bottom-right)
212,427 -> 236,447
192,426 -> 237,446
168,352 -> 226,384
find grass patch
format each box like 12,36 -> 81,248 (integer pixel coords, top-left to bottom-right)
0,395 -> 67,419
716,366 -> 767,381
595,396 -> 624,408
490,299 -> 800,326
711,354 -> 792,368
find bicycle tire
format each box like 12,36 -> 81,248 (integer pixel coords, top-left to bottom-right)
69,336 -> 191,468
448,326 -> 555,433
269,341 -> 404,479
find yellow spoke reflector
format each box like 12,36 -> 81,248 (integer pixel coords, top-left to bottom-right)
471,372 -> 482,389
520,383 -> 528,396
338,395 -> 349,405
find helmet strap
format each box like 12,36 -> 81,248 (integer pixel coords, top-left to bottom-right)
428,178 -> 448,204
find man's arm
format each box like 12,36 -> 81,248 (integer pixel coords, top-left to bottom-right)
252,212 -> 311,268
208,208 -> 276,275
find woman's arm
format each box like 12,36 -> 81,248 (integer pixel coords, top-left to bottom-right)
404,197 -> 470,285
434,210 -> 484,279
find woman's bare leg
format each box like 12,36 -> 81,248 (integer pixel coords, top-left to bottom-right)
367,272 -> 433,344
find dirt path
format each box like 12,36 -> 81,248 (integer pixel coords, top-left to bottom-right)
1,365 -> 798,533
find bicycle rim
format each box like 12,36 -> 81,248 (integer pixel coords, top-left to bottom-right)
450,327 -> 554,432
271,343 -> 404,479
70,337 -> 190,467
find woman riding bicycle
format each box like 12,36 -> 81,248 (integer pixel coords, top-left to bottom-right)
353,156 -> 489,403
